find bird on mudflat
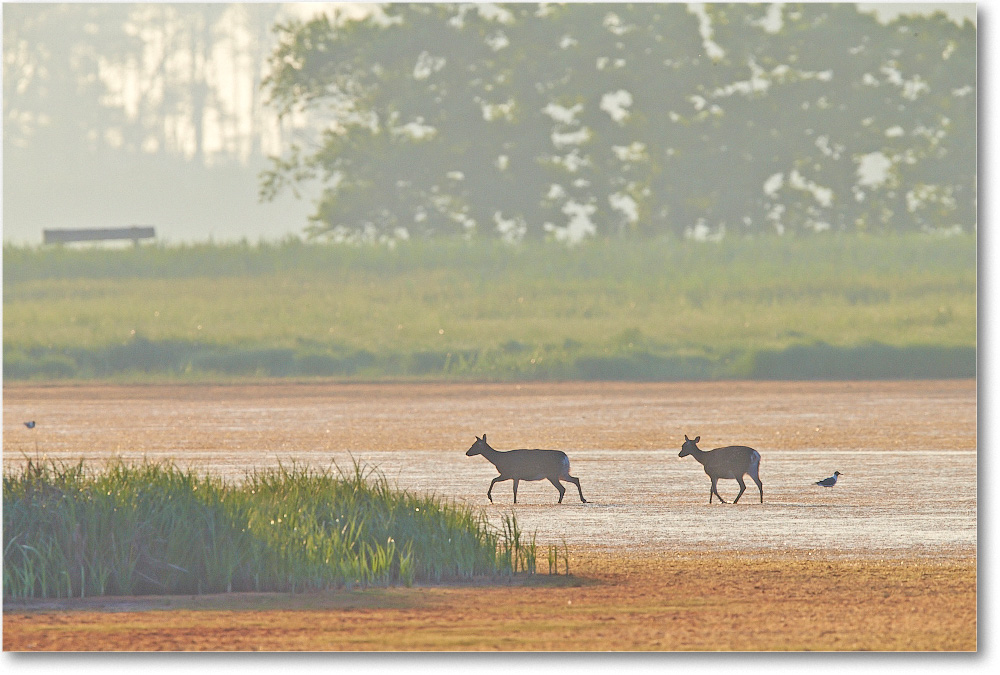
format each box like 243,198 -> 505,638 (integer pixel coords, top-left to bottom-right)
814,471 -> 841,487
24,421 -> 36,429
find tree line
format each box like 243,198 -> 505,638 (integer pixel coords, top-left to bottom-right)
260,3 -> 975,242
4,4 -> 975,243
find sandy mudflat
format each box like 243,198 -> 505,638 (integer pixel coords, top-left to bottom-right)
2,380 -> 977,650
2,380 -> 976,556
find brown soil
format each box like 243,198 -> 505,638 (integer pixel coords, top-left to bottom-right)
3,552 -> 976,651
2,380 -> 978,651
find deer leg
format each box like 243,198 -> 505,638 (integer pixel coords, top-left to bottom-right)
749,455 -> 764,503
488,476 -> 507,503
547,477 -> 567,503
733,477 -> 747,504
513,478 -> 521,504
711,477 -> 726,504
565,475 -> 587,503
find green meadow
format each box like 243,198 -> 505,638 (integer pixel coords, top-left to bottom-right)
2,234 -> 976,381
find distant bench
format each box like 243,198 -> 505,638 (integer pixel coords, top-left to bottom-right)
43,226 -> 156,246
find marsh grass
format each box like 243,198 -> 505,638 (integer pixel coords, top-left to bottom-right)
546,540 -> 571,576
2,458 -> 543,599
2,235 -> 976,380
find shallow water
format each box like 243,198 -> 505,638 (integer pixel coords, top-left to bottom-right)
3,381 -> 976,557
342,447 -> 977,555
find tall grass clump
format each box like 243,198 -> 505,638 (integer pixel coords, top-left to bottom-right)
3,458 -> 541,599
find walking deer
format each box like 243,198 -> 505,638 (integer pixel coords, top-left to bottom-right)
465,434 -> 587,504
678,435 -> 763,504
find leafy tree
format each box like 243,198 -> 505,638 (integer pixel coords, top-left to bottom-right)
255,3 -> 976,241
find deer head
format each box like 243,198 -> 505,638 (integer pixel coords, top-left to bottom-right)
679,434 -> 701,457
466,434 -> 490,456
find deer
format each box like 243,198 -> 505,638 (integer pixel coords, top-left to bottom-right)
678,435 -> 763,504
465,434 -> 587,504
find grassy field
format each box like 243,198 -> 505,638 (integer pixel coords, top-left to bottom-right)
2,234 -> 976,380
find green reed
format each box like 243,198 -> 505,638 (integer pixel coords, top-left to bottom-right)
2,458 -> 544,598
546,539 -> 570,576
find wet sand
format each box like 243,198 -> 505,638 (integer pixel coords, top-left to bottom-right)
2,380 -> 977,558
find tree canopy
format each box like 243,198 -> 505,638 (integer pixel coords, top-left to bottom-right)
260,3 -> 976,243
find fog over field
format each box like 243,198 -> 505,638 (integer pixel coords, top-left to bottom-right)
0,5 -> 984,659
3,3 -> 976,245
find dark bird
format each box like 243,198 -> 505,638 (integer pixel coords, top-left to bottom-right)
24,421 -> 36,429
814,471 -> 841,487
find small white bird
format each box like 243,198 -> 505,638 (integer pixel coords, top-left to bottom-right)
814,471 -> 841,487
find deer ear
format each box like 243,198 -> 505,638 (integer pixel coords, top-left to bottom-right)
694,436 -> 700,443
